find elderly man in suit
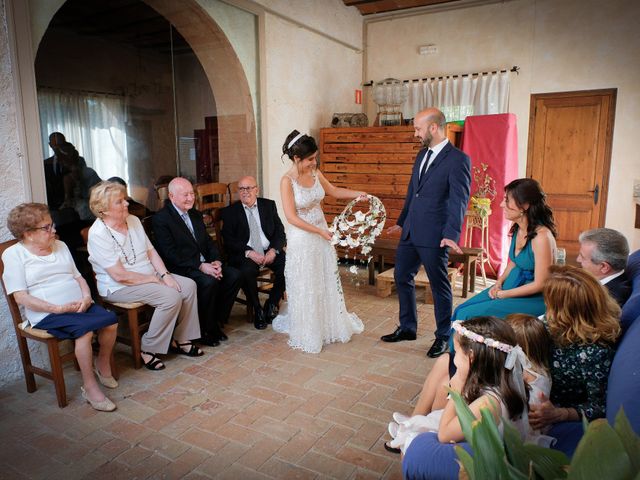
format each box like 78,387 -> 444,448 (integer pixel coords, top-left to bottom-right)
221,176 -> 286,330
577,228 -> 631,306
152,177 -> 241,346
382,108 -> 471,358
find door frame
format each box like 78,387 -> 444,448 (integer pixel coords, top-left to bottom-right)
526,88 -> 617,227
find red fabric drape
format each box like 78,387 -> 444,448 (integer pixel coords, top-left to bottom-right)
461,113 -> 519,276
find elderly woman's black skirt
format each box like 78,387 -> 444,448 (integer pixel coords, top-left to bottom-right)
35,304 -> 117,339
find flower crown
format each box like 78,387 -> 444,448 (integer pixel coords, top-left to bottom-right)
452,321 -> 513,353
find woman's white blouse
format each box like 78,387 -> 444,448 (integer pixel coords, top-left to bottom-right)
88,215 -> 154,297
1,240 -> 83,326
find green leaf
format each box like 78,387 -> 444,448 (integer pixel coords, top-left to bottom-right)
503,420 -> 531,475
448,388 -> 477,443
568,419 -> 632,480
523,444 -> 568,479
614,408 -> 640,473
505,462 -> 532,480
472,408 -> 510,479
455,446 -> 476,480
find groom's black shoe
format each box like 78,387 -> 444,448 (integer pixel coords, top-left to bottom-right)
381,327 -> 416,342
254,309 -> 268,330
263,302 -> 278,324
426,338 -> 448,358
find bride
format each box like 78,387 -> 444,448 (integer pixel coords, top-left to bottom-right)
272,130 -> 365,353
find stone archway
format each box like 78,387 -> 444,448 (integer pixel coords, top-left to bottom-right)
144,0 -> 257,182
32,0 -> 257,184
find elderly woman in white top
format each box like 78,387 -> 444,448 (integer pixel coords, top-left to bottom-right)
87,181 -> 202,370
2,203 -> 118,411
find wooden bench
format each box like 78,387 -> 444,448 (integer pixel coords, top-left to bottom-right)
376,266 -> 458,304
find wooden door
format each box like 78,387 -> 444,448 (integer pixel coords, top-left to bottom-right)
527,89 -> 616,261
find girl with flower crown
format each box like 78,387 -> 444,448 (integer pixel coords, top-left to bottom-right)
386,316 -> 530,454
272,130 -> 367,353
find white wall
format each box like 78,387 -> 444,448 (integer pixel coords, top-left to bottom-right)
257,0 -> 364,203
365,0 -> 640,249
0,0 -> 45,383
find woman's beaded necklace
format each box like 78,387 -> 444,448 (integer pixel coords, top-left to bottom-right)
101,218 -> 137,266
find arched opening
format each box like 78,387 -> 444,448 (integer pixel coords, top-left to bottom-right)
34,0 -> 258,216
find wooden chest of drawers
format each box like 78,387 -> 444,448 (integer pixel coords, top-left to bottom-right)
319,126 -> 421,230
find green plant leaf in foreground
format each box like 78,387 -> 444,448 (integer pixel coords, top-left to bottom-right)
455,446 -> 476,480
568,419 -> 632,480
614,409 -> 640,473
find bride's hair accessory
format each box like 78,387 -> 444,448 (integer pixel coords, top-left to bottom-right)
287,132 -> 305,149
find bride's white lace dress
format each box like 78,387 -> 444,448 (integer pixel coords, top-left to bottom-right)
272,174 -> 364,353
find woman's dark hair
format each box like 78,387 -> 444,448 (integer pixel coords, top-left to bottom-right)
457,316 -> 527,421
505,178 -> 557,240
282,130 -> 318,161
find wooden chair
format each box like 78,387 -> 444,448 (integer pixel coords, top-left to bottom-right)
80,227 -> 152,369
228,181 -> 240,204
98,299 -> 152,369
195,182 -> 229,212
211,209 -> 275,321
0,239 -> 117,408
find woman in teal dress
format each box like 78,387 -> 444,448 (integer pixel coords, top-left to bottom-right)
453,178 -> 557,321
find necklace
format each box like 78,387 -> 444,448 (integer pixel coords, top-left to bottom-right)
101,219 -> 137,266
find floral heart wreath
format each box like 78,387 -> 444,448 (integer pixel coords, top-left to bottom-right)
329,195 -> 386,272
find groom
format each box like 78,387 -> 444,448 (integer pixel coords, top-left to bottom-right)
382,108 -> 471,358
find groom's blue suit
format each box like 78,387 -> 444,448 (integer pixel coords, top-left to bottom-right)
395,141 -> 471,339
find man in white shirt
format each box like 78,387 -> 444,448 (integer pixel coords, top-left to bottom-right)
577,228 -> 631,306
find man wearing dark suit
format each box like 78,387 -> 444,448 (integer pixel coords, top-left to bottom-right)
44,132 -> 67,210
221,176 -> 286,330
577,228 -> 631,307
152,177 -> 241,346
381,108 -> 471,358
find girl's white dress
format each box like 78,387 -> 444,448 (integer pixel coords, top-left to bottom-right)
272,174 -> 364,353
388,371 -> 554,453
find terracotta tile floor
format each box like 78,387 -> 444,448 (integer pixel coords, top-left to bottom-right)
0,268 -> 474,479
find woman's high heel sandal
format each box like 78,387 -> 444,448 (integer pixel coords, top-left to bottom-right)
81,386 -> 116,412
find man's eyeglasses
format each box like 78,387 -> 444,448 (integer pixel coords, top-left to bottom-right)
238,186 -> 257,192
31,223 -> 55,233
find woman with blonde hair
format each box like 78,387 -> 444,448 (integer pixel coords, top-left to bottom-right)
87,181 -> 202,370
529,265 -> 621,430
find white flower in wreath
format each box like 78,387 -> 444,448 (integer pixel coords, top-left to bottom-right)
354,211 -> 366,222
347,236 -> 359,248
338,221 -> 349,232
357,225 -> 366,234
339,239 -> 349,247
361,245 -> 372,255
349,265 -> 359,274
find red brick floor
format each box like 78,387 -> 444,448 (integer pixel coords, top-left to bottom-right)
0,268 -> 472,479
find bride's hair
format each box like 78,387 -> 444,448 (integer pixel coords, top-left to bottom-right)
282,130 -> 318,161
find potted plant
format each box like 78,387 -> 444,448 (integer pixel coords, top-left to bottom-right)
449,389 -> 640,479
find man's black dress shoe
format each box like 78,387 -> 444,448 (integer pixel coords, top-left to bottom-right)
263,302 -> 278,324
254,310 -> 268,330
426,338 -> 448,358
381,326 -> 417,342
199,335 -> 220,347
218,331 -> 228,341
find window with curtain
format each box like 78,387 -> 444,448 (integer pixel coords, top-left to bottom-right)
37,89 -> 129,183
401,70 -> 510,122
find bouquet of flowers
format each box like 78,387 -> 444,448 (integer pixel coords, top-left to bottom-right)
471,163 -> 496,218
329,195 -> 386,276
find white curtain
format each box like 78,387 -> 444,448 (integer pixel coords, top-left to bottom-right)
401,70 -> 510,122
38,89 -> 129,183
